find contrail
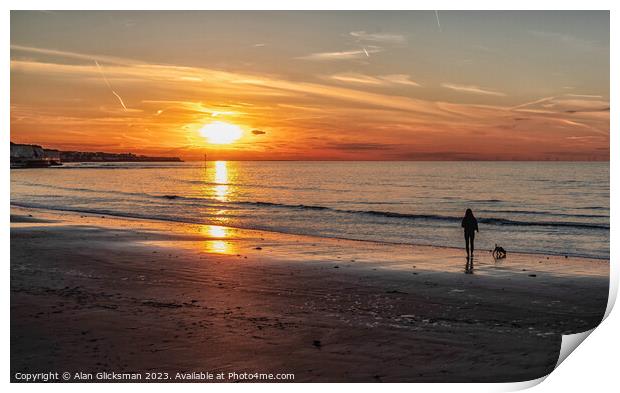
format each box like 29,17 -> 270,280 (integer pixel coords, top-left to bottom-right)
94,60 -> 128,111
435,11 -> 443,33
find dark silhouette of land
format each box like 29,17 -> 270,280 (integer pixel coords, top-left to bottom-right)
10,142 -> 182,168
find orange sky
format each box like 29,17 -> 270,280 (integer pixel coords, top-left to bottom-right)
10,11 -> 609,160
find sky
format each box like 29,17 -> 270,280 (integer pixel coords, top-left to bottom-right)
10,11 -> 610,160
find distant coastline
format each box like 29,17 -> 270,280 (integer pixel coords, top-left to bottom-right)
10,142 -> 182,168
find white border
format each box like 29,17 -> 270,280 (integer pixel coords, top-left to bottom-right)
3,2 -> 616,392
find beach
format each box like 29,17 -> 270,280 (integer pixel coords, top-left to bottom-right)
10,206 -> 609,382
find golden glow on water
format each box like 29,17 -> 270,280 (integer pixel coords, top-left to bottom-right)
206,224 -> 228,238
215,161 -> 228,183
208,240 -> 230,254
214,161 -> 229,202
193,161 -> 240,254
198,225 -> 234,254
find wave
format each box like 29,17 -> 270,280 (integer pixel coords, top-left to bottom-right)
478,209 -> 609,219
10,202 -> 211,226
11,190 -> 609,231
10,201 -> 609,260
478,217 -> 608,229
163,197 -> 608,229
576,206 -> 609,211
14,181 -> 608,231
339,209 -> 608,229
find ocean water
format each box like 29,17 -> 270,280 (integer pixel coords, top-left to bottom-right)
10,161 -> 609,259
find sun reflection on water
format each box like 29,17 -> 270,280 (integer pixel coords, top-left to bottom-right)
206,224 -> 228,238
199,224 -> 234,254
208,240 -> 230,254
214,161 -> 229,201
195,161 -> 239,254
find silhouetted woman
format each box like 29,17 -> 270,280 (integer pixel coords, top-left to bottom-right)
461,208 -> 479,257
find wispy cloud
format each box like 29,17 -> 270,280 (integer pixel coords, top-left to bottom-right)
349,31 -> 406,44
528,30 -> 603,50
566,93 -> 603,99
508,94 -> 609,136
297,47 -> 382,61
326,142 -> 396,151
441,83 -> 506,97
11,44 -> 133,65
380,74 -> 420,87
510,96 -> 555,110
327,72 -> 419,87
10,45 -> 609,160
511,95 -> 609,113
328,73 -> 384,85
297,30 -> 404,62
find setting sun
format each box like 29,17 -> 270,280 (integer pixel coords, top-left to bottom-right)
199,121 -> 243,144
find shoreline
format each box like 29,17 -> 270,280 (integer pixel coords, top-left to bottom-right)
11,206 -> 609,382
10,203 -> 610,261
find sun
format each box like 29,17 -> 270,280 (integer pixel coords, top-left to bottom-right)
199,121 -> 244,144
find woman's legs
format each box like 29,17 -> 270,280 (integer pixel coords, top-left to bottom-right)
465,234 -> 470,256
465,233 -> 475,256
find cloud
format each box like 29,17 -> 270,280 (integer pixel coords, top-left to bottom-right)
10,45 -> 609,160
512,95 -> 609,113
327,73 -> 419,87
326,142 -> 396,151
328,73 -> 384,85
565,107 -> 609,114
10,57 -> 443,118
380,74 -> 420,87
528,30 -> 603,50
566,94 -> 603,99
441,83 -> 506,97
11,44 -> 134,65
349,31 -> 406,44
297,47 -> 382,61
252,129 -> 266,135
510,96 -> 555,110
507,94 -> 609,136
297,31 -> 405,62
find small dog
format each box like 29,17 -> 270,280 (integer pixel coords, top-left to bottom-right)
492,244 -> 507,259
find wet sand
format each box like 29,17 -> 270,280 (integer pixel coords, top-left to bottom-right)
10,207 -> 609,382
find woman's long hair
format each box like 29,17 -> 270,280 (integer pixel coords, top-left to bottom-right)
464,208 -> 474,219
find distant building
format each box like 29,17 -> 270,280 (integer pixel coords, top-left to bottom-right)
10,142 -> 61,168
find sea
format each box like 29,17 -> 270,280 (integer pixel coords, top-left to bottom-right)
10,161 -> 610,259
